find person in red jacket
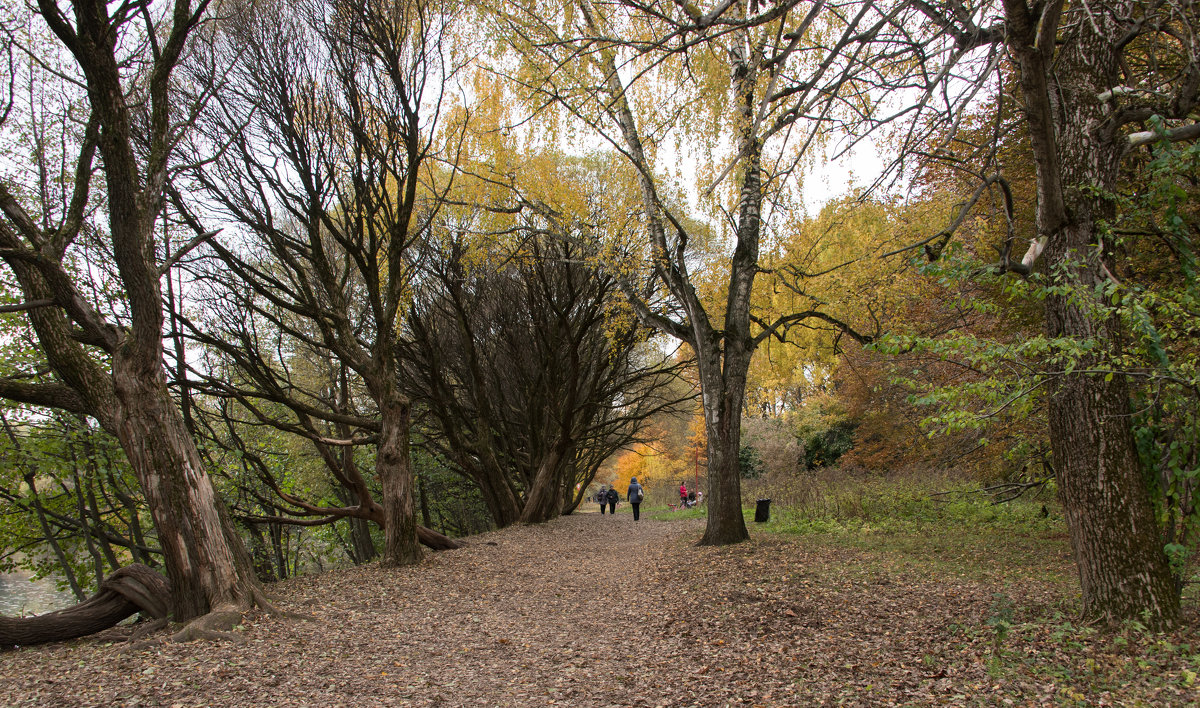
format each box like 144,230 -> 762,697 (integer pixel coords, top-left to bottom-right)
679,482 -> 688,506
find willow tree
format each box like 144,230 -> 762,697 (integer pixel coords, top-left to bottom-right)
489,0 -> 880,544
0,0 -> 260,622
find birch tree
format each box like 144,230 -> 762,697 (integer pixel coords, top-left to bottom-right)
490,0 -> 882,544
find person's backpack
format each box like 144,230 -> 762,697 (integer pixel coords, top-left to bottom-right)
632,487 -> 644,503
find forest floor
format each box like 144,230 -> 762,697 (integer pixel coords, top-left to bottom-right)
1,507 -> 1198,707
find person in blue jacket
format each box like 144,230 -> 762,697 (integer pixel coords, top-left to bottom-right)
627,477 -> 645,521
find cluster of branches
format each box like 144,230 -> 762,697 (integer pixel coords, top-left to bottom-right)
404,228 -> 693,526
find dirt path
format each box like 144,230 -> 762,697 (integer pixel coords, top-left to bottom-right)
0,512 -> 1191,706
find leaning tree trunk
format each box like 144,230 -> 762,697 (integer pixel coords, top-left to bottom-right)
0,564 -> 169,648
469,456 -> 523,528
377,390 -> 423,567
110,363 -> 257,621
520,438 -> 575,524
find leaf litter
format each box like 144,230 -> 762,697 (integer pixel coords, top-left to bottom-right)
1,512 -> 1197,706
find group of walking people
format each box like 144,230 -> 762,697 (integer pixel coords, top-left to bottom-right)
594,479 -> 702,519
595,477 -> 646,520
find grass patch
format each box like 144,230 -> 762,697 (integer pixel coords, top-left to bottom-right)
722,470 -> 1200,703
742,471 -> 1072,583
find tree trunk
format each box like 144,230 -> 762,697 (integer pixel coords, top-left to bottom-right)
698,346 -> 751,545
1006,0 -> 1181,625
0,564 -> 169,648
109,365 -> 256,620
697,35 -> 760,547
243,523 -> 278,583
1044,226 -> 1180,626
473,461 -> 523,528
347,516 -> 378,565
519,440 -> 572,524
377,392 -> 422,567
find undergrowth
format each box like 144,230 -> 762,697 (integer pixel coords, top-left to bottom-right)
730,469 -> 1200,703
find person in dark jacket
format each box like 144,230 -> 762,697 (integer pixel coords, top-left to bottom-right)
627,477 -> 645,521
605,485 -> 619,515
597,485 -> 608,514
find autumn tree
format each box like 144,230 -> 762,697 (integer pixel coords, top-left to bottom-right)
866,0 -> 1199,624
403,215 -> 689,525
490,0 -> 886,545
177,0 -> 464,566
0,0 -> 261,622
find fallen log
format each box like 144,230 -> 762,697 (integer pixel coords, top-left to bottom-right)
0,564 -> 170,648
418,525 -> 464,550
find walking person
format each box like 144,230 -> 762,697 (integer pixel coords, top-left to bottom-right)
679,482 -> 688,507
597,485 -> 609,514
605,485 -> 619,515
627,477 -> 645,521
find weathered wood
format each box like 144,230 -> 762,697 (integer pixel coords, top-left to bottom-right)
0,564 -> 169,648
417,525 -> 463,551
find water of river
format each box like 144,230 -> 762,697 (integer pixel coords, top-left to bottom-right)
0,571 -> 76,617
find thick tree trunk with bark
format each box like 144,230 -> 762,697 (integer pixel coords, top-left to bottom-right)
110,364 -> 257,620
0,564 -> 169,648
377,392 -> 423,567
698,346 -> 751,546
1045,275 -> 1179,623
1005,0 -> 1181,625
520,437 -> 575,523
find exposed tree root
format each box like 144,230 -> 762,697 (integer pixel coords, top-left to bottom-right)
0,564 -> 170,648
170,605 -> 247,644
126,585 -> 313,651
251,587 -> 313,622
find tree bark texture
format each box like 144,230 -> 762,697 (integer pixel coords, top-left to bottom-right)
0,564 -> 169,648
109,367 -> 257,619
377,393 -> 423,567
698,345 -> 751,546
1006,0 -> 1180,624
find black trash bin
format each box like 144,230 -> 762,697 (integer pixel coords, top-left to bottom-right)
754,498 -> 771,523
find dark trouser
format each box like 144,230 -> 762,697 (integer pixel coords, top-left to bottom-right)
607,501 -> 616,514
631,502 -> 640,521
600,503 -> 606,514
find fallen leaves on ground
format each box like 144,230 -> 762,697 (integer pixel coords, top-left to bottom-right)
1,513 -> 1196,706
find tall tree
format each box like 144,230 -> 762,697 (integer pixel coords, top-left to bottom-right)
890,0 -> 1199,624
0,0 -> 259,621
180,0 -> 461,566
491,0 -> 880,544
